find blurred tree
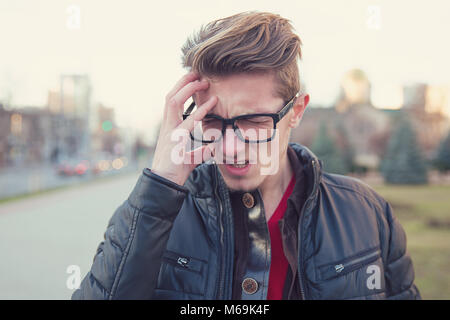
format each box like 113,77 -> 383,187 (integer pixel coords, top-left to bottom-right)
368,128 -> 391,159
311,122 -> 348,174
334,121 -> 355,173
433,131 -> 450,173
380,115 -> 428,184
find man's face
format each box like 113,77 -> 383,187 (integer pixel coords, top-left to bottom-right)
194,72 -> 307,192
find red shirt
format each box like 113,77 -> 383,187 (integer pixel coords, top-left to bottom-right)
267,174 -> 296,300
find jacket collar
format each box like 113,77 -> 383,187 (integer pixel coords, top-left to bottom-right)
287,142 -> 323,211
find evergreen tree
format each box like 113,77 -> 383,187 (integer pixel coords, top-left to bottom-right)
434,131 -> 450,173
335,121 -> 355,173
311,122 -> 348,174
380,116 -> 428,184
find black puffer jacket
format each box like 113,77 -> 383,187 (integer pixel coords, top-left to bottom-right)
72,143 -> 421,300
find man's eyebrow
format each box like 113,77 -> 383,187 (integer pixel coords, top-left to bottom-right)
205,111 -> 263,118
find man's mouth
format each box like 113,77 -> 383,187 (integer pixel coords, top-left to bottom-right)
223,160 -> 251,176
228,160 -> 249,168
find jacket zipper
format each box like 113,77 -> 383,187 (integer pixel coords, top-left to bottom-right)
297,159 -> 320,300
162,251 -> 200,272
213,164 -> 225,299
333,249 -> 381,276
164,255 -> 190,268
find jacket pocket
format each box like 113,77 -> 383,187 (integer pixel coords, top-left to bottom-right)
318,246 -> 381,281
155,250 -> 208,296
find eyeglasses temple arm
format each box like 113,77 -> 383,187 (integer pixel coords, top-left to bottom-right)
183,101 -> 196,119
277,95 -> 298,120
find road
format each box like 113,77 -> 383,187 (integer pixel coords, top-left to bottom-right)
0,162 -> 140,200
0,169 -> 144,299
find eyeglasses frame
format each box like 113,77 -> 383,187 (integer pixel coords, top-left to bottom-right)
182,93 -> 301,144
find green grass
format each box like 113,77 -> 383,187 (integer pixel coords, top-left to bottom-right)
372,184 -> 450,299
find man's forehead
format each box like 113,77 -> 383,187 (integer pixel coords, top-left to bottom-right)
208,95 -> 282,117
202,72 -> 276,88
195,74 -> 283,115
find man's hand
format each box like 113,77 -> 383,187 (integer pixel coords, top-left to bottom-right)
151,72 -> 217,186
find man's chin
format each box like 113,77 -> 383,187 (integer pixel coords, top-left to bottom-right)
219,172 -> 262,193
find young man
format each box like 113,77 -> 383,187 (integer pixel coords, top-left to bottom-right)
72,12 -> 420,300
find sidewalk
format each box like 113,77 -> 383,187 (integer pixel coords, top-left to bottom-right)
0,161 -> 143,201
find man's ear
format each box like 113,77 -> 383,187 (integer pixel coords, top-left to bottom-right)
289,93 -> 310,128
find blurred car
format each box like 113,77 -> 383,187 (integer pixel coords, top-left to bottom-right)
90,152 -> 128,175
56,159 -> 90,177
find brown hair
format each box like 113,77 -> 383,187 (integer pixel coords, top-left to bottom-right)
181,11 -> 303,101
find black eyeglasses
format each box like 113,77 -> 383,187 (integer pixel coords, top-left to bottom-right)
182,94 -> 299,144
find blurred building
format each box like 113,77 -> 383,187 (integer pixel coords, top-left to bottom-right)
425,85 -> 450,117
0,104 -> 54,167
335,69 -> 371,113
0,74 -> 141,171
298,69 -> 388,170
400,83 -> 450,157
292,70 -> 447,169
46,74 -> 93,162
403,83 -> 427,111
91,103 -> 123,156
291,104 -> 390,171
402,83 -> 450,116
293,70 -> 450,171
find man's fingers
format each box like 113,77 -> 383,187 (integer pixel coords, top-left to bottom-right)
164,80 -> 210,127
168,79 -> 209,109
163,72 -> 201,125
166,71 -> 199,102
179,95 -> 218,131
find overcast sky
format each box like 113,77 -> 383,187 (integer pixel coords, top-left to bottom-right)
1,0 -> 449,141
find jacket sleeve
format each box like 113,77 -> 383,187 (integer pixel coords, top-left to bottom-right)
71,168 -> 188,300
383,202 -> 421,299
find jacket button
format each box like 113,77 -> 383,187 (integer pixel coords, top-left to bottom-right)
242,193 -> 255,209
242,277 -> 258,294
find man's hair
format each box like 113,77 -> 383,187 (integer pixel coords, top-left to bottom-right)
181,11 -> 302,101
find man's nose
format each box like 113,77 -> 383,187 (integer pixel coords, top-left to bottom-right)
221,128 -> 246,161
